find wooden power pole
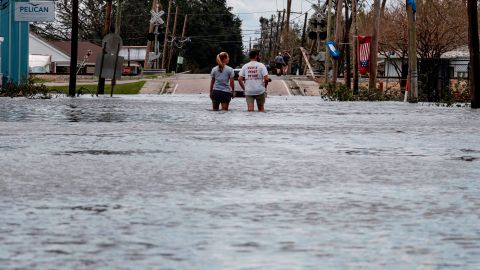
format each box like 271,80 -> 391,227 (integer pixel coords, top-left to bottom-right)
369,0 -> 381,91
352,0 -> 359,94
468,0 -> 480,108
406,1 -> 418,101
332,0 -> 343,84
68,0 -> 79,97
167,6 -> 179,73
285,0 -> 292,41
161,0 -> 173,70
115,0 -> 122,34
98,0 -> 113,95
145,0 -> 159,70
325,0 -> 333,83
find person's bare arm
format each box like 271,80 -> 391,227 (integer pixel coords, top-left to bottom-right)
230,78 -> 235,98
238,76 -> 245,91
210,79 -> 215,95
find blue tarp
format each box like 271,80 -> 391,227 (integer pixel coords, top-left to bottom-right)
406,0 -> 416,13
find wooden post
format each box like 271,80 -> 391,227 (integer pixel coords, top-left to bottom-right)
275,11 -> 281,56
115,0 -> 122,34
144,0 -> 158,70
468,0 -> 480,108
279,9 -> 286,46
406,2 -> 418,101
285,0 -> 292,40
369,0 -> 381,91
352,0 -> 359,94
332,0 -> 343,84
167,6 -> 179,73
161,0 -> 172,70
344,1 -> 351,89
68,0 -> 79,97
325,0 -> 333,83
98,0 -> 113,95
268,15 -> 274,59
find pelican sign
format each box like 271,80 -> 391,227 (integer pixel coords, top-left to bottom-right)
15,1 -> 55,22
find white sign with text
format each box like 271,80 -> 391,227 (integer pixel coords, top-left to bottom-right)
15,1 -> 55,22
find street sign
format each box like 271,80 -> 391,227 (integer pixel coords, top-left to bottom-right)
15,1 -> 56,22
103,33 -> 123,54
150,10 -> 164,25
95,54 -> 124,80
177,56 -> 184,65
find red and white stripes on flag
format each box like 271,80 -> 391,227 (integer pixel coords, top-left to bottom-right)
358,36 -> 372,75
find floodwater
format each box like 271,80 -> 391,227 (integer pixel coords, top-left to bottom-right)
1,95 -> 479,269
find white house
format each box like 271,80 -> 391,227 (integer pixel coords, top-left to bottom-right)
378,46 -> 470,79
29,33 -> 70,73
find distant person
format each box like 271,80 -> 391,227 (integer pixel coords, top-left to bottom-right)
274,52 -> 285,76
282,51 -> 291,75
210,52 -> 235,111
238,50 -> 269,112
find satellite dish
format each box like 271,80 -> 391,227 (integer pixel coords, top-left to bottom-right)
102,33 -> 123,54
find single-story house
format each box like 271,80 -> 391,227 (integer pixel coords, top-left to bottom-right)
29,34 -> 148,75
29,33 -> 102,74
378,46 -> 470,79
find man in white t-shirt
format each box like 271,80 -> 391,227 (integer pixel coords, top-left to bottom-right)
238,50 -> 270,112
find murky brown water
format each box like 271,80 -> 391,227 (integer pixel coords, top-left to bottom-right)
1,95 -> 480,269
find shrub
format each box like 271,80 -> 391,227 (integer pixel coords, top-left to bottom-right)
0,78 -> 50,99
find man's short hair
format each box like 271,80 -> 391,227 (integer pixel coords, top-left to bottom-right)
249,50 -> 259,59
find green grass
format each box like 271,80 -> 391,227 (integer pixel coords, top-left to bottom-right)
47,81 -> 146,95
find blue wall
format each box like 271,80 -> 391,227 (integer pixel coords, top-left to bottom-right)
0,0 -> 29,84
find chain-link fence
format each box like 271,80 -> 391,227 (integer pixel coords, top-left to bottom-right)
377,58 -> 471,102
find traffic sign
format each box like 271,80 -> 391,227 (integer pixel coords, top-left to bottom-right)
102,33 -> 123,54
150,10 -> 165,25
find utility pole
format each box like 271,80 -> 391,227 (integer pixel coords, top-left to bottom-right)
332,0 -> 343,84
285,0 -> 292,42
115,0 -> 122,34
161,0 -> 173,70
249,37 -> 252,50
468,0 -> 480,108
352,0 -> 359,94
275,11 -> 281,56
98,0 -> 113,95
68,0 -> 79,97
104,0 -> 113,36
406,1 -> 418,101
344,1 -> 351,89
167,6 -> 179,73
301,12 -> 308,48
325,0 -> 333,83
369,0 -> 381,91
268,15 -> 274,59
176,14 -> 188,73
145,0 -> 158,70
279,9 -> 286,47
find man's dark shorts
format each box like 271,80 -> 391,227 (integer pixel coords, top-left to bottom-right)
211,90 -> 232,104
246,93 -> 266,106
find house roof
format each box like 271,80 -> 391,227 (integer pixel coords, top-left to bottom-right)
441,46 -> 469,59
49,40 -> 103,63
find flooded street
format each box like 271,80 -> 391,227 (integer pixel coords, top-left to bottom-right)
1,95 -> 480,269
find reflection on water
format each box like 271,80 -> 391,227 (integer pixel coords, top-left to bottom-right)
1,95 -> 480,269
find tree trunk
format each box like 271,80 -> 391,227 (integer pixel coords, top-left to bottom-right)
369,0 -> 381,90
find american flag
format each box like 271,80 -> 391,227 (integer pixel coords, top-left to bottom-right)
359,43 -> 370,68
358,36 -> 372,75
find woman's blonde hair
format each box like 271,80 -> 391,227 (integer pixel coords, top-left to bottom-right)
216,52 -> 229,72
